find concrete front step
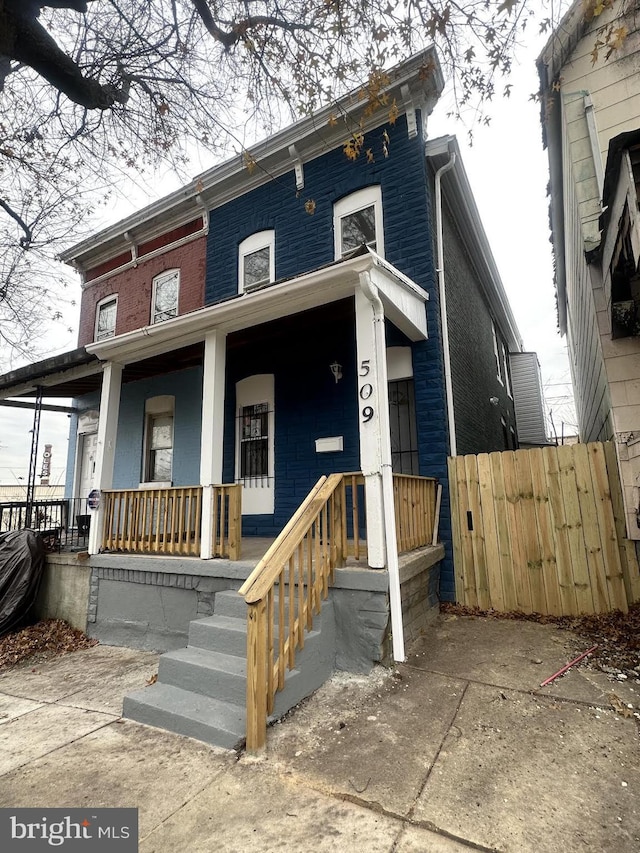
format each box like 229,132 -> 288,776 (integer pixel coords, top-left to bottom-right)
158,646 -> 246,705
213,589 -> 322,628
124,596 -> 336,750
213,589 -> 247,619
123,683 -> 246,750
188,614 -> 247,656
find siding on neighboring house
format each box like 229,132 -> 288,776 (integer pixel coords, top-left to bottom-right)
562,112 -> 613,443
509,352 -> 548,445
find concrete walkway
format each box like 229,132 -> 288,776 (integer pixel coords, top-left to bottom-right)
0,614 -> 638,851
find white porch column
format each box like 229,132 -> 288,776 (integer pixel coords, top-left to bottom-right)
354,288 -> 386,568
199,329 -> 227,559
88,362 -> 123,555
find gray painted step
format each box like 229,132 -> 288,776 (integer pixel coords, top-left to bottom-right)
123,683 -> 245,750
160,629 -> 325,705
213,590 -> 323,629
159,647 -> 246,705
188,614 -> 247,656
214,589 -> 247,619
124,598 -> 336,751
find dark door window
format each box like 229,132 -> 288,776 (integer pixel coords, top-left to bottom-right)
389,379 -> 419,474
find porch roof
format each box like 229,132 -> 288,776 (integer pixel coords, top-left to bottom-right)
0,253 -> 428,399
0,347 -> 102,400
86,251 -> 429,365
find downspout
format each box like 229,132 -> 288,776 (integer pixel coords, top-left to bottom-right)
359,271 -> 405,663
583,95 -> 604,199
434,150 -> 457,456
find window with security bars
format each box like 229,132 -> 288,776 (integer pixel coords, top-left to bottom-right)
239,403 -> 270,482
389,379 -> 419,475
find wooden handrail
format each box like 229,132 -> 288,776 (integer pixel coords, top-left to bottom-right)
243,472 -> 349,752
238,476 -> 328,597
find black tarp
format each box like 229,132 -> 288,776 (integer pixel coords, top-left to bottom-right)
0,530 -> 45,637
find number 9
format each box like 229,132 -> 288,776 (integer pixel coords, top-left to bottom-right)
362,406 -> 374,423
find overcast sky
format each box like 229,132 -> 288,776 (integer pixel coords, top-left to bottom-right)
0,29 -> 576,488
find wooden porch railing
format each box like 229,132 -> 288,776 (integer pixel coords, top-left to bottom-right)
392,474 -> 439,552
238,471 -> 439,751
101,484 -> 242,558
239,474 -> 350,752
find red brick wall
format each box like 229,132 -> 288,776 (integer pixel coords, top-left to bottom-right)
78,228 -> 206,346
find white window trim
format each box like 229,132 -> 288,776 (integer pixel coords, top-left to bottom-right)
141,395 -> 175,486
235,374 -> 275,514
94,294 -> 118,341
151,268 -> 180,324
334,185 -> 384,260
238,230 -> 275,293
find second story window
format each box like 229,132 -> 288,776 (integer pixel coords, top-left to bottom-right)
334,186 -> 384,259
152,269 -> 180,323
239,230 -> 275,292
95,295 -> 117,341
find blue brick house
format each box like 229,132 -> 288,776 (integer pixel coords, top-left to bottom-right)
0,47 -> 523,661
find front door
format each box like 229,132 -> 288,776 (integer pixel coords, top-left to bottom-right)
389,378 -> 419,474
78,432 -> 98,500
235,374 -> 275,514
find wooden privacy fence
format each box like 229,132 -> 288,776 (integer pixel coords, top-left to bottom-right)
448,442 -> 640,616
101,484 -> 242,558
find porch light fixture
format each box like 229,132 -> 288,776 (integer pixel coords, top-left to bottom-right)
489,396 -> 499,406
329,361 -> 343,383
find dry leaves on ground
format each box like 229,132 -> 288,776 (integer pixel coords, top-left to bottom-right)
440,602 -> 640,675
0,620 -> 97,671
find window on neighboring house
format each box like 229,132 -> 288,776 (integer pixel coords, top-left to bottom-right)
334,186 -> 384,259
151,269 -> 180,324
239,230 -> 275,293
95,295 -> 117,341
143,396 -> 174,484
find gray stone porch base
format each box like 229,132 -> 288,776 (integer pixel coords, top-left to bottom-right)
40,542 -> 444,673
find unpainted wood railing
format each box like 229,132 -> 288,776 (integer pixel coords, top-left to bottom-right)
101,484 -> 242,558
239,473 -> 352,752
393,474 -> 438,552
239,471 -> 439,751
211,484 -> 242,560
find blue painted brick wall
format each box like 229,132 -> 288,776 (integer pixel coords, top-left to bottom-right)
209,114 -> 452,591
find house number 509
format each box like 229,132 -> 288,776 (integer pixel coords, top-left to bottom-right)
359,360 -> 375,422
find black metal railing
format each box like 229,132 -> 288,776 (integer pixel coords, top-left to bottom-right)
0,498 -> 92,551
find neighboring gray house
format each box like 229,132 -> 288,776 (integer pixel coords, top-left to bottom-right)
509,352 -> 550,448
538,0 -> 640,538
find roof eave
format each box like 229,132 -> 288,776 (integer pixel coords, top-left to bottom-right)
425,135 -> 523,352
61,46 -> 444,270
